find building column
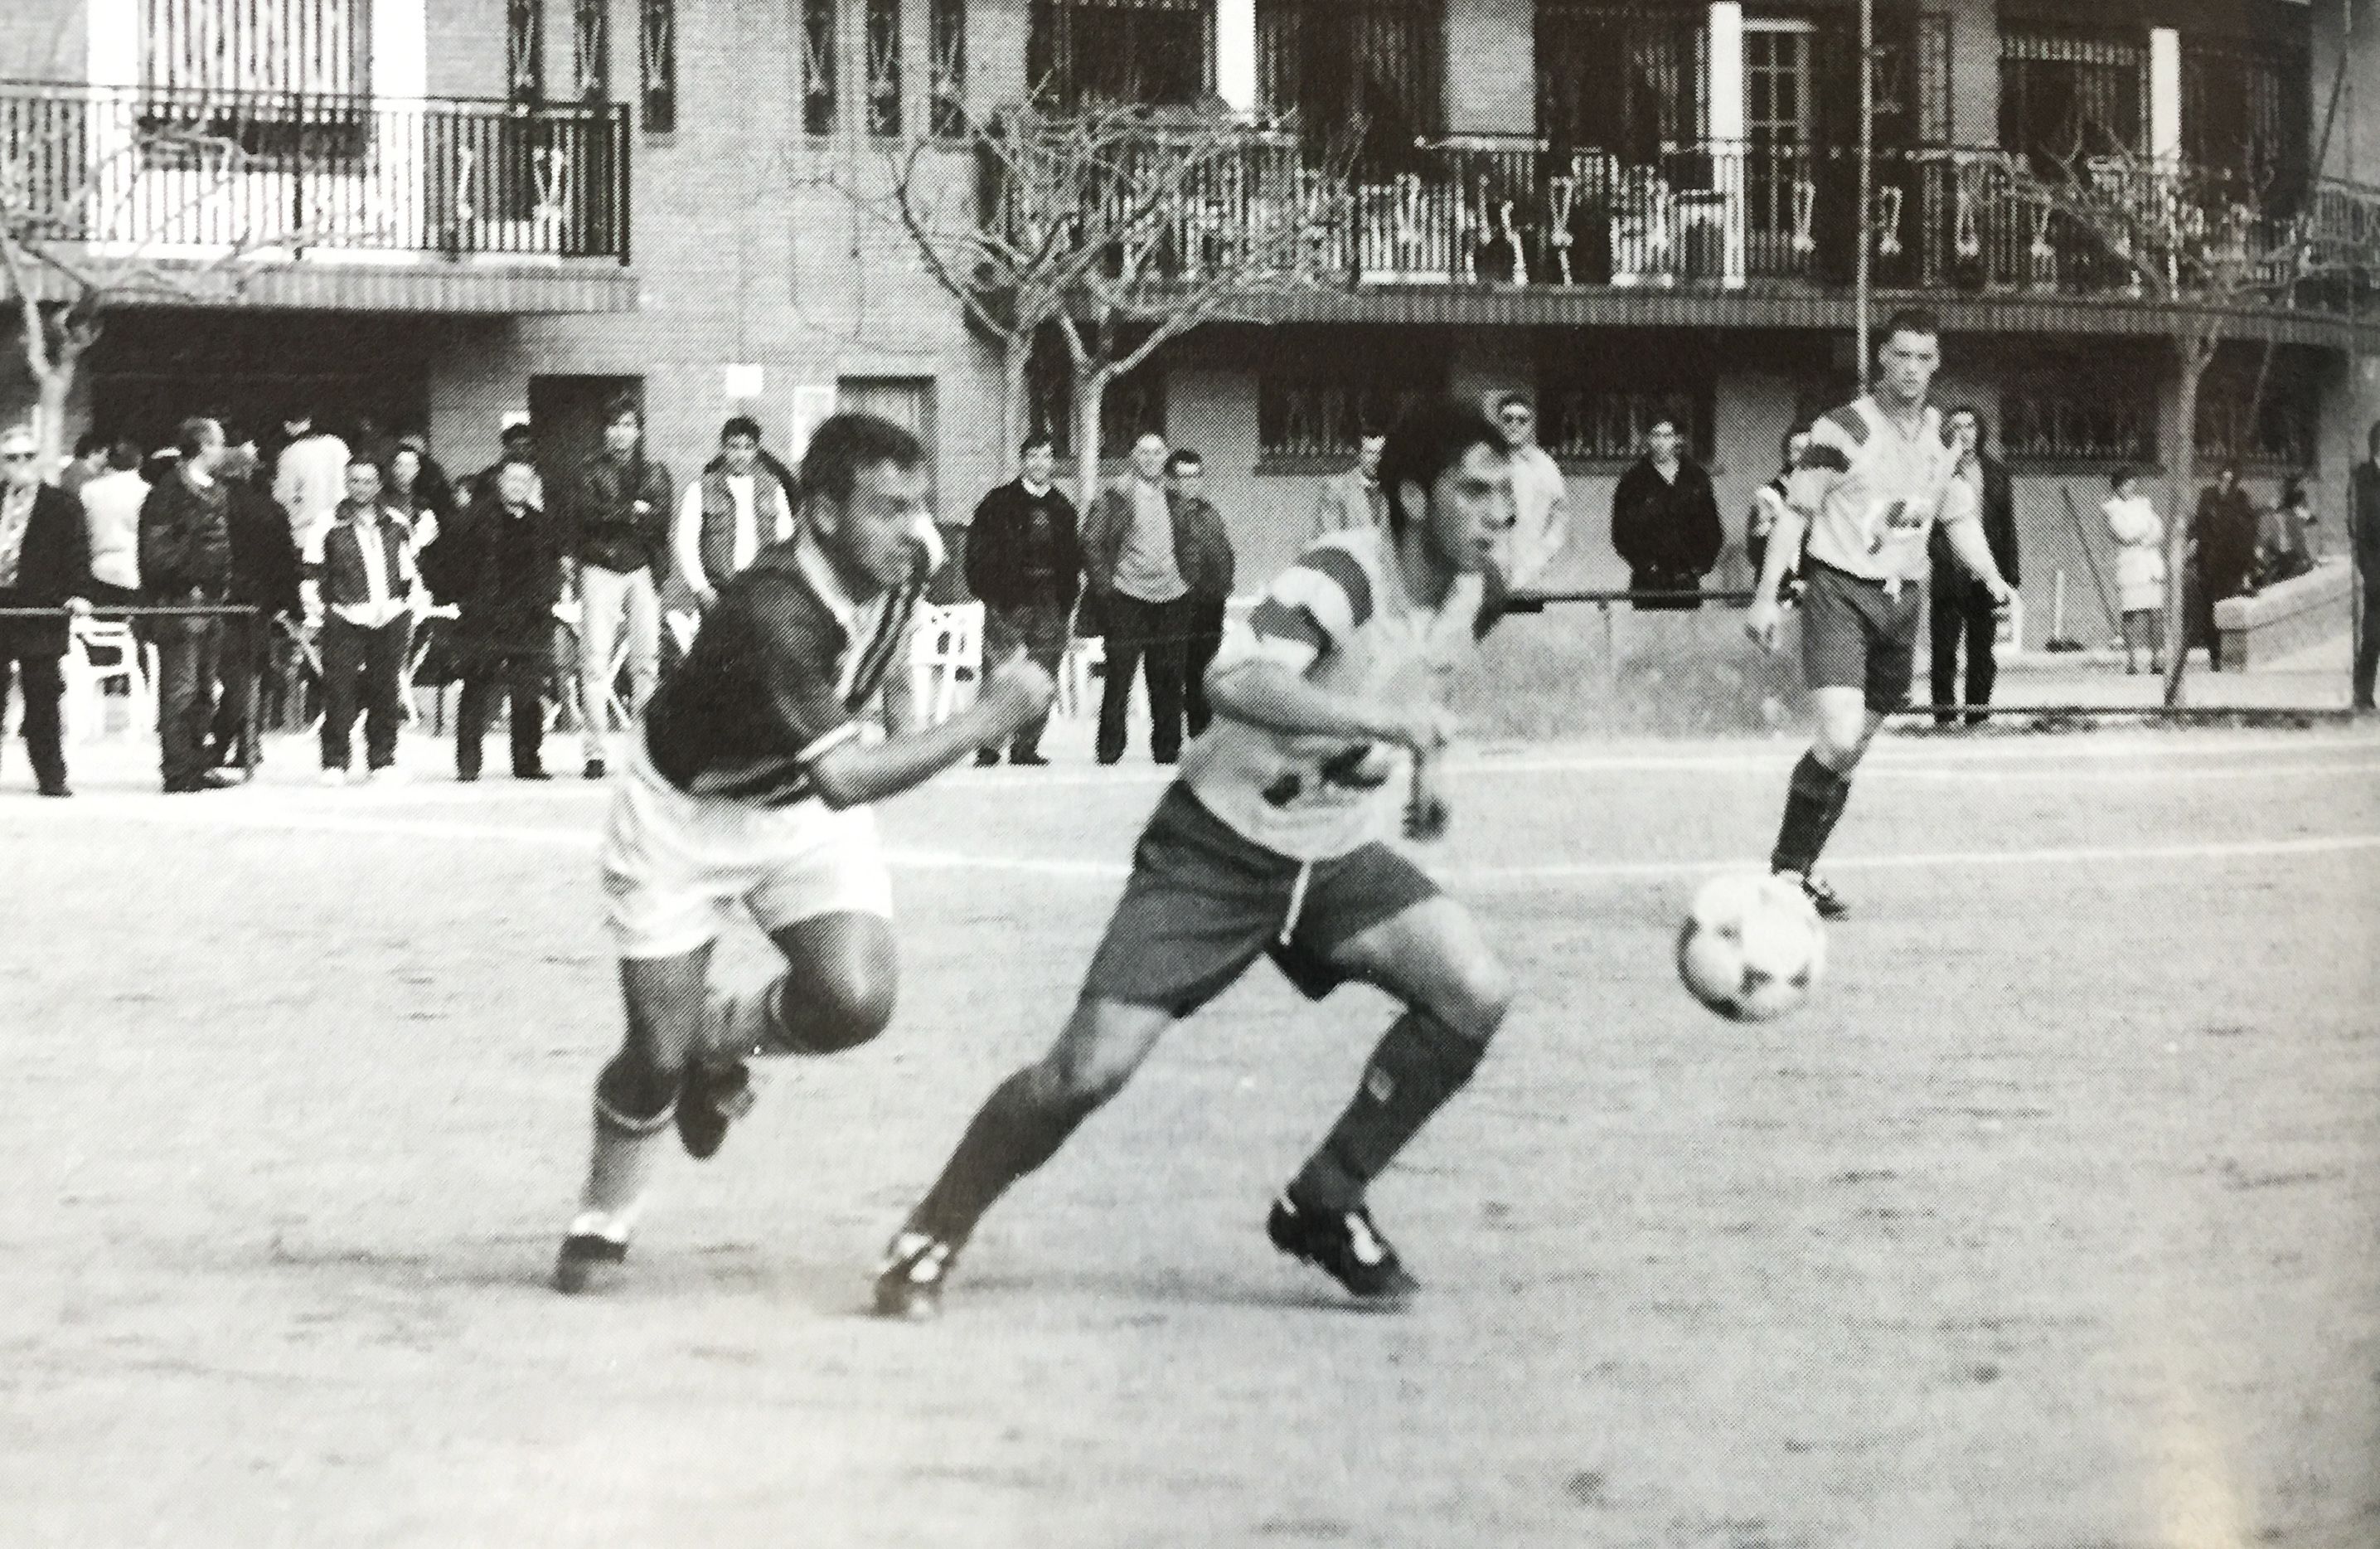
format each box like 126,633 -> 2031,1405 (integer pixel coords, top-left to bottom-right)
1215,0 -> 1257,115
1708,2 -> 1747,287
2150,27 -> 2182,163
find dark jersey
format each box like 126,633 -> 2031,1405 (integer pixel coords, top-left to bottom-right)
642,535 -> 920,807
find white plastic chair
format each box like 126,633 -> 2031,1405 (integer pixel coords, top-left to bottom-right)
404,601 -> 460,726
1059,634 -> 1104,720
906,601 -> 983,726
665,609 -> 700,656
61,618 -> 157,742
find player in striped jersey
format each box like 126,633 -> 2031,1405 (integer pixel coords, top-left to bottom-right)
1743,309 -> 2014,918
875,401 -> 1518,1317
553,415 -> 1055,1294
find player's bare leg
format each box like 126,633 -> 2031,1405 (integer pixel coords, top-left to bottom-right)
555,946 -> 711,1292
1769,687 -> 1887,920
1272,896 -> 1512,1303
875,997 -> 1175,1318
684,912 -> 899,1158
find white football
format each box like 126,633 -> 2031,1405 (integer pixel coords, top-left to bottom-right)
1675,872 -> 1826,1022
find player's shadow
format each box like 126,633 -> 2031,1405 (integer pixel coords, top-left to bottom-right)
866,1264 -> 1403,1320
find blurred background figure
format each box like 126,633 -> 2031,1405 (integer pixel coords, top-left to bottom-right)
2102,468 -> 2166,676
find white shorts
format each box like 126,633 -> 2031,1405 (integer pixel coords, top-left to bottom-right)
600,736 -> 893,959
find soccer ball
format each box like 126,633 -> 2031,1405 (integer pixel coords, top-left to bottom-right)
1675,872 -> 1827,1022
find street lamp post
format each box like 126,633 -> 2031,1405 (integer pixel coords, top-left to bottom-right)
1854,0 -> 1873,378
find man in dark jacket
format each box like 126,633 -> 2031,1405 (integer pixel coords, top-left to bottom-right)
0,423 -> 93,796
1079,432 -> 1233,765
2191,464 -> 2260,673
2352,420 -> 2380,712
432,455 -> 565,780
963,433 -> 1079,765
139,416 -> 235,793
569,398 -> 673,779
1928,406 -> 2019,726
209,434 -> 303,776
1166,448 -> 1236,739
1610,419 -> 1723,610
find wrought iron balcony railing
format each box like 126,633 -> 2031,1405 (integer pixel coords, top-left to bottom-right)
0,82 -> 629,262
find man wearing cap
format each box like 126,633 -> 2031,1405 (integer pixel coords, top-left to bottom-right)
0,424 -> 92,796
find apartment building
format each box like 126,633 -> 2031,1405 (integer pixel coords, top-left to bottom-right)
2,0 -> 2375,639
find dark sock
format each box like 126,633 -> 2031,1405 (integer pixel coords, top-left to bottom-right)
1770,751 -> 1854,877
909,1068 -> 1101,1246
1290,1011 -> 1487,1215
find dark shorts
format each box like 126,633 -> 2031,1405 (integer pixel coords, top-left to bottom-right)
1801,560 -> 1924,713
1081,784 -> 1441,1017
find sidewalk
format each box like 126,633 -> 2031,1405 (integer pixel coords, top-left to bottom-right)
1980,630 -> 2357,714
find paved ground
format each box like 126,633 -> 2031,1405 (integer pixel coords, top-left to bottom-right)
4,721 -> 2377,1549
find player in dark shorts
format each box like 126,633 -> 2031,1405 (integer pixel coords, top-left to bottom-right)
1743,309 -> 2014,919
874,400 -> 1520,1318
552,414 -> 1054,1294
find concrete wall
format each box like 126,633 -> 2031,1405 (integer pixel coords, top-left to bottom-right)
0,0 -> 85,80
2308,0 -> 2379,184
1442,0 -> 1534,136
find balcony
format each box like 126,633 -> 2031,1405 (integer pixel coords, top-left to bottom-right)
1023,131 -> 2380,343
0,82 -> 634,313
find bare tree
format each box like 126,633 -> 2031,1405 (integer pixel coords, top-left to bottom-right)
0,93 -> 307,467
839,100 -> 1355,493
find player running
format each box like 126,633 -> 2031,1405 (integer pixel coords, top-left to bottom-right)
554,413 -> 1054,1294
875,399 -> 1517,1318
1744,308 -> 2013,919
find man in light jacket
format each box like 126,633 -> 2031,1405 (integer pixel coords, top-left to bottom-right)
675,415 -> 795,611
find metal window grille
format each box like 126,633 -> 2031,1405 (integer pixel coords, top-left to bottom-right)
1028,0 -> 1213,109
574,0 -> 610,102
928,0 -> 967,137
802,0 -> 840,134
865,0 -> 903,134
2000,376 -> 2156,465
140,0 -> 371,96
1534,2 -> 1704,163
2184,41 -> 2306,201
1027,347 -> 1167,461
507,0 -> 544,103
1257,352 -> 1438,460
639,0 -> 676,130
1999,28 -> 2148,164
1539,385 -> 1709,463
1258,0 -> 1440,157
2196,360 -> 2317,469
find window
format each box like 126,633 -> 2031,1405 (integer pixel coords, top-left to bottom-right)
1258,345 -> 1438,464
1535,2 -> 1703,164
928,0 -> 967,137
865,0 -> 903,134
574,0 -> 611,102
1999,28 -> 2147,168
1029,0 -> 1213,109
2001,374 -> 2156,466
2197,358 -> 2318,469
1028,346 -> 1167,461
1258,0 -> 1439,161
640,0 -> 677,131
1537,342 -> 1709,463
2184,41 -> 2307,198
802,0 -> 840,134
508,0 -> 544,104
137,0 -> 374,164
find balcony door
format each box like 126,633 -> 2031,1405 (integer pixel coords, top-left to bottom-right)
1742,19 -> 1813,274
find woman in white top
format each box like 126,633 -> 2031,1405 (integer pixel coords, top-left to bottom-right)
2102,467 -> 2167,674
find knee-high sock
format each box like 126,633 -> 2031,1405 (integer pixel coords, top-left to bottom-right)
907,1068 -> 1101,1246
1291,1010 -> 1487,1215
570,1052 -> 677,1242
1769,750 -> 1854,877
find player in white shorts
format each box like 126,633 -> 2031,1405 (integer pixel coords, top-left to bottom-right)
875,399 -> 1519,1316
553,413 -> 1054,1293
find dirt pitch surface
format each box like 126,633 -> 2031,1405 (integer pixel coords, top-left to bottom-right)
5,727 -> 2377,1549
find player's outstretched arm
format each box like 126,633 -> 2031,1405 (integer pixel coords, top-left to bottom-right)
807,650 -> 1054,810
1205,658 -> 1450,758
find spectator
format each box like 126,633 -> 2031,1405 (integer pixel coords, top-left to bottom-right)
139,416 -> 235,793
2102,468 -> 2167,675
0,423 -> 92,798
431,456 -> 564,781
2257,475 -> 2318,587
1747,426 -> 1809,597
58,432 -> 109,498
1309,430 -> 1388,539
1166,448 -> 1236,741
2189,464 -> 2258,672
1081,430 -> 1194,765
384,435 -> 456,551
307,456 -> 420,785
570,400 -> 673,780
349,412 -> 398,473
1929,405 -> 2019,726
675,415 -> 794,611
78,439 -> 149,609
209,434 -> 302,777
271,407 -> 350,556
2351,421 -> 2379,711
1494,393 -> 1568,588
963,433 -> 1079,766
1610,417 -> 1723,610
463,419 -> 547,516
